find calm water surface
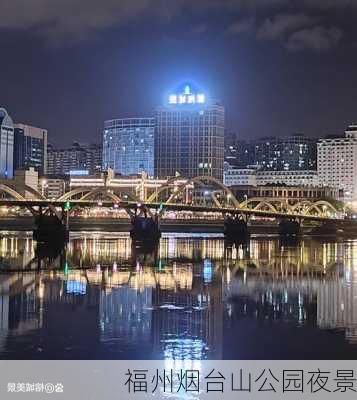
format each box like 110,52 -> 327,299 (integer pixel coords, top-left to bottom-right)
0,231 -> 357,360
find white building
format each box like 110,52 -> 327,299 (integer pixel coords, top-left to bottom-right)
318,124 -> 357,205
256,170 -> 319,187
224,163 -> 318,188
223,164 -> 257,186
40,178 -> 66,199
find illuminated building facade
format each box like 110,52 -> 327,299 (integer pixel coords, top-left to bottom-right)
254,134 -> 317,171
155,84 -> 224,180
0,108 -> 14,179
256,169 -> 319,186
224,164 -> 319,187
231,184 -> 338,202
102,118 -> 155,176
40,178 -> 66,199
14,124 -> 47,175
223,163 -> 257,186
47,142 -> 102,176
224,136 -> 255,168
224,134 -> 316,172
318,124 -> 357,204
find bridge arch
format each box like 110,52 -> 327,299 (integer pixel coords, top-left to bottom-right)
306,200 -> 338,217
312,200 -> 338,215
291,200 -> 313,213
242,198 -> 286,212
80,188 -> 125,202
58,187 -> 92,201
252,200 -> 278,213
23,185 -> 46,200
154,175 -> 240,208
147,177 -> 191,203
0,184 -> 45,201
58,187 -> 139,202
0,184 -> 25,200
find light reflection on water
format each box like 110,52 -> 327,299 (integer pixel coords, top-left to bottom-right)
0,232 -> 357,359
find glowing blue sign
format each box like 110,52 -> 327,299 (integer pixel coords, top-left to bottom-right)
66,280 -> 86,295
203,259 -> 213,283
69,170 -> 89,176
169,85 -> 205,105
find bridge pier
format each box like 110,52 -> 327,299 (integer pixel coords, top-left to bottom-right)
278,219 -> 301,237
130,214 -> 161,244
224,214 -> 250,242
33,206 -> 69,245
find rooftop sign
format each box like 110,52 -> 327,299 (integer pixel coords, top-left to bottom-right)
168,85 -> 205,105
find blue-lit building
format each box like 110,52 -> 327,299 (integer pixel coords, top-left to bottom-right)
155,84 -> 225,180
0,108 -> 14,179
102,118 -> 155,176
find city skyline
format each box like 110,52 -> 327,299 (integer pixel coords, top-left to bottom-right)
1,1 -> 357,146
3,0 -> 357,379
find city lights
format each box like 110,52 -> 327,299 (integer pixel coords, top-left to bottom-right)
1,0 -> 357,389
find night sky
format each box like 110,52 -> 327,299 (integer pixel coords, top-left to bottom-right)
1,0 -> 357,147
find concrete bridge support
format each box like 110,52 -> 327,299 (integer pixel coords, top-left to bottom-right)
33,206 -> 69,245
130,215 -> 161,244
224,215 -> 250,242
278,219 -> 301,237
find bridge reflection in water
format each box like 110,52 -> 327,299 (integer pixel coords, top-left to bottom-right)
1,233 -> 357,359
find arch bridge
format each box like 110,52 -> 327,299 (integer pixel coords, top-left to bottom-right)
0,177 -> 342,221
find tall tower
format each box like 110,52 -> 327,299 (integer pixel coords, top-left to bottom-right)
14,123 -> 48,175
0,108 -> 14,179
318,124 -> 357,204
155,84 -> 224,180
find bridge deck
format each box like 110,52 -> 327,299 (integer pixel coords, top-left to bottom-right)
0,199 -> 343,223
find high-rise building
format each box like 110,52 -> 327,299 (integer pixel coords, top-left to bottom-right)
0,108 -> 14,179
47,142 -> 102,176
14,124 -> 47,175
86,143 -> 102,176
102,118 -> 154,176
224,136 -> 255,168
155,84 -> 224,180
254,134 -> 317,171
318,124 -> 357,204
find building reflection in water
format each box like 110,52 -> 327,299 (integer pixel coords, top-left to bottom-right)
1,233 -> 357,358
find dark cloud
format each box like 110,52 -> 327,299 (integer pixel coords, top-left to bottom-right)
255,12 -> 344,53
256,13 -> 316,41
285,26 -> 343,51
226,17 -> 256,35
1,0 -> 356,146
300,0 -> 357,9
0,0 -> 154,40
0,0 -> 355,49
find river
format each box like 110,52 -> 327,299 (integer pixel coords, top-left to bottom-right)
0,231 -> 356,360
